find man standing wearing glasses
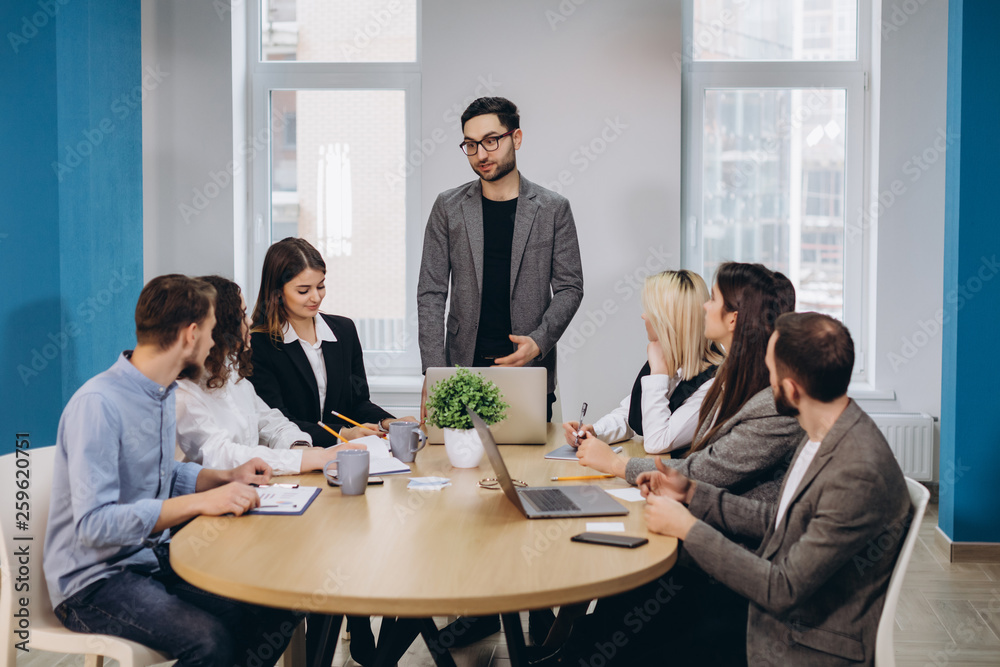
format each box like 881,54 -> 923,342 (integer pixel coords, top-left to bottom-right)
417,96 -> 584,423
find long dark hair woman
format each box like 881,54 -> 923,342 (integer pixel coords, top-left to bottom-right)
176,276 -> 361,475
577,262 -> 802,501
248,237 -> 415,448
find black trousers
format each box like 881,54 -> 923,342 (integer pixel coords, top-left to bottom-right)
562,563 -> 749,667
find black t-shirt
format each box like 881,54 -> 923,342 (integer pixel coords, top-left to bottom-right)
475,196 -> 518,358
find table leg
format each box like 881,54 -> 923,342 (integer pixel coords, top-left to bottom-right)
308,614 -> 343,667
373,616 -> 398,667
501,613 -> 528,667
419,618 -> 458,667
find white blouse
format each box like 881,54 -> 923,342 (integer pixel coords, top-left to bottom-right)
590,373 -> 715,454
176,374 -> 312,475
281,316 -> 338,413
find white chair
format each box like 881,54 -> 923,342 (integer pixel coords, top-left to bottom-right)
1,446 -> 304,667
874,477 -> 930,667
1,445 -> 171,667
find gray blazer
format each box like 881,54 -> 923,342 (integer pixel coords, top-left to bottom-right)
625,387 -> 804,503
683,400 -> 911,665
417,175 -> 584,393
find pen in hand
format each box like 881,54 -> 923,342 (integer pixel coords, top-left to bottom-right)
574,402 -> 589,447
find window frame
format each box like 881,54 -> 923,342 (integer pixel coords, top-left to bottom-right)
681,0 -> 882,392
246,0 -> 424,377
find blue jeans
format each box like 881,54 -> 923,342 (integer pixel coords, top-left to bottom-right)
55,552 -> 301,667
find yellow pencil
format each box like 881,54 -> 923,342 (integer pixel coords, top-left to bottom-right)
330,410 -> 388,438
317,421 -> 353,446
550,474 -> 616,482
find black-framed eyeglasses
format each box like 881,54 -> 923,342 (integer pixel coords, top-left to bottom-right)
459,129 -> 516,156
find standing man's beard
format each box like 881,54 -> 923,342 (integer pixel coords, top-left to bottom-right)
773,385 -> 800,417
475,150 -> 516,182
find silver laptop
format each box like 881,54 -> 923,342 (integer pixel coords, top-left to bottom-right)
426,367 -> 547,444
467,408 -> 628,519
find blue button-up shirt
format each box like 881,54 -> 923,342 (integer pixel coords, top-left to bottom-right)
44,353 -> 202,608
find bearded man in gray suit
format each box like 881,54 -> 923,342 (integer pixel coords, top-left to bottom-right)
417,97 -> 584,422
639,312 -> 911,666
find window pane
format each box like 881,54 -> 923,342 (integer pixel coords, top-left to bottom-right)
693,0 -> 857,61
702,89 -> 847,319
261,0 -> 417,63
270,90 -> 407,351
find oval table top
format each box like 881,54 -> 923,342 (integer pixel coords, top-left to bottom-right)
170,425 -> 677,617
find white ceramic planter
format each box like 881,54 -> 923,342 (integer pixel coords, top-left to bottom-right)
442,427 -> 485,468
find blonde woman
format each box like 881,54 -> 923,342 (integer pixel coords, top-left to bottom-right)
563,270 -> 723,455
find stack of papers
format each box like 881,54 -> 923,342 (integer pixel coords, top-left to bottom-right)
407,476 -> 451,490
249,486 -> 321,515
544,444 -> 582,461
344,435 -> 411,475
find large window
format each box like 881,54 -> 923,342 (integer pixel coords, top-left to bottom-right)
683,0 -> 872,382
249,0 -> 421,374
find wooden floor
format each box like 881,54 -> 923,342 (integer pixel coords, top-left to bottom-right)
17,504 -> 1000,667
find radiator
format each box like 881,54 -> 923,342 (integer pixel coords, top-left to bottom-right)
867,412 -> 935,481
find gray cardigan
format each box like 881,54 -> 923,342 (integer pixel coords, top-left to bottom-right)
624,387 -> 804,503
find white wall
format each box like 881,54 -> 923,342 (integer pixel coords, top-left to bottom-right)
855,0 -> 948,477
421,0 -> 683,422
142,0 -> 245,285
140,1 -> 949,466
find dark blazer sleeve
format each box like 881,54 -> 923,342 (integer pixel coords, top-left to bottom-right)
319,315 -> 394,431
339,316 -> 394,425
248,333 -> 334,447
683,463 -> 896,617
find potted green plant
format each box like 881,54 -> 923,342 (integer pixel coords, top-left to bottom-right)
425,367 -> 509,468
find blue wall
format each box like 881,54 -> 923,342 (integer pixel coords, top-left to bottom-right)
0,0 -> 141,454
940,0 -> 1000,543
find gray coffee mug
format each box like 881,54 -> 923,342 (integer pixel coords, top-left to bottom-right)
323,450 -> 370,496
388,421 -> 427,463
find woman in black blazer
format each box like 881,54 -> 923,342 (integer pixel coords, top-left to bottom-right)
248,237 -> 415,448
247,237 -> 415,667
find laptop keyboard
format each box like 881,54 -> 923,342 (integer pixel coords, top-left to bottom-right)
521,488 -> 581,513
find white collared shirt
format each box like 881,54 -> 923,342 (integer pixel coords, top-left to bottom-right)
282,316 -> 338,413
591,371 -> 715,454
176,374 -> 310,475
774,439 -> 822,528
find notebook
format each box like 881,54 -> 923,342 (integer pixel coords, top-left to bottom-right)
248,485 -> 320,515
340,435 -> 411,475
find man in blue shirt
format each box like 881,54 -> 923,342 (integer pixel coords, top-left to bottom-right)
45,274 -> 299,667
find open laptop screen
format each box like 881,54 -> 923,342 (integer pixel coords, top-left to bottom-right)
466,407 -> 528,515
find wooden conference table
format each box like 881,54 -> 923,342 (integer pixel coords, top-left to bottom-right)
170,425 -> 677,666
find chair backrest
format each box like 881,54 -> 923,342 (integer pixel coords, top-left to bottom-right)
1,445 -> 61,666
874,477 -> 930,667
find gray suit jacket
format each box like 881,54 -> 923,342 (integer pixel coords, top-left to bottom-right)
417,175 -> 584,393
625,387 -> 804,504
683,400 -> 911,665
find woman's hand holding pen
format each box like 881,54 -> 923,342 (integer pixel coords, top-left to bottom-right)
562,421 -> 596,446
575,432 -> 627,479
